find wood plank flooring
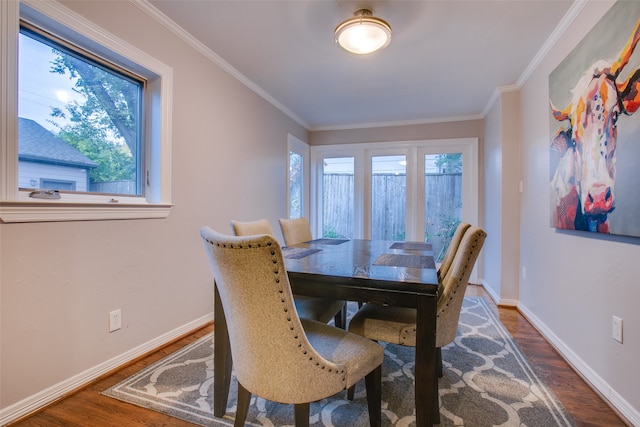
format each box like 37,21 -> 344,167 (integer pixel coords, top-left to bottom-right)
465,285 -> 628,427
9,285 -> 628,426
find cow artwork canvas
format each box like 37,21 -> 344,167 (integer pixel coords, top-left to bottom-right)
550,1 -> 640,237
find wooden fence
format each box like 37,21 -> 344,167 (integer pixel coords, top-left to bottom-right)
323,173 -> 462,261
90,180 -> 137,195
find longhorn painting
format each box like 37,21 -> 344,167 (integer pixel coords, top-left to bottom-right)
550,1 -> 640,237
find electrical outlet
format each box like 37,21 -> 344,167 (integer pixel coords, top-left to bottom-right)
109,309 -> 122,333
612,315 -> 623,343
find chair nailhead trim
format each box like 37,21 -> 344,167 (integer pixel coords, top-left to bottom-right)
439,233 -> 483,316
272,251 -> 343,377
207,235 -> 346,379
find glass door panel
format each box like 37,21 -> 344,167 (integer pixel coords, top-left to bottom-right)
424,153 -> 463,261
289,150 -> 303,219
322,157 -> 354,238
371,155 -> 406,241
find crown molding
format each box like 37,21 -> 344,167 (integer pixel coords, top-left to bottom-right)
481,0 -> 588,118
517,0 -> 588,88
132,0 -> 309,130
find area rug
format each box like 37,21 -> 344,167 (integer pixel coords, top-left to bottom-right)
103,297 -> 574,426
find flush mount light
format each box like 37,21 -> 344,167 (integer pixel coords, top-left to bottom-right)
334,8 -> 391,55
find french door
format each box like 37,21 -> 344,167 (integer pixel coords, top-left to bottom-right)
311,139 -> 478,263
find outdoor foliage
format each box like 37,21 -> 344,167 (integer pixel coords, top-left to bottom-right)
435,153 -> 462,173
49,49 -> 139,183
289,152 -> 303,218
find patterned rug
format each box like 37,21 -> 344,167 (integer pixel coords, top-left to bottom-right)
103,297 -> 574,426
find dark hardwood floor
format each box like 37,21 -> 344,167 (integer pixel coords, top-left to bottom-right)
9,285 -> 628,426
465,285 -> 628,427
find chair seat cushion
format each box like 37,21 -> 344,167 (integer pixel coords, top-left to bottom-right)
348,303 -> 418,346
302,319 -> 384,389
295,296 -> 345,324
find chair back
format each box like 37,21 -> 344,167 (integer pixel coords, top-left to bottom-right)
279,217 -> 313,246
437,222 -> 471,281
436,226 -> 486,347
229,218 -> 273,236
200,227 -> 346,403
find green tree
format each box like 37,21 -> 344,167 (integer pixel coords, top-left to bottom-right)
56,130 -> 135,182
289,152 -> 302,217
49,49 -> 140,183
435,153 -> 462,173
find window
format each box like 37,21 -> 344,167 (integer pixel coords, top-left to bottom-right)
19,24 -> 144,197
371,155 -> 406,241
311,138 -> 478,245
322,157 -> 355,238
40,179 -> 76,191
0,1 -> 173,222
287,134 -> 309,219
289,151 -> 303,218
423,152 -> 463,261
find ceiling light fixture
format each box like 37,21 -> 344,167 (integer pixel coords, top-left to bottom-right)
334,8 -> 391,55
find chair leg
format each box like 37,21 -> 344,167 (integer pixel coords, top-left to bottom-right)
437,347 -> 443,377
364,365 -> 382,427
334,303 -> 348,329
293,403 -> 310,427
347,383 -> 356,400
435,391 -> 441,424
434,359 -> 441,424
235,382 -> 251,427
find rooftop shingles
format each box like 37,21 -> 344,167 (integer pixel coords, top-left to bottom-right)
18,118 -> 98,168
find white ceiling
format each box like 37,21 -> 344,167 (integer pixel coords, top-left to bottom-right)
144,0 -> 576,130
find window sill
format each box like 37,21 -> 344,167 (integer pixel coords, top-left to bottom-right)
0,201 -> 173,223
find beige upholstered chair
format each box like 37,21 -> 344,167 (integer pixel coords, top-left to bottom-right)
278,217 -> 313,246
230,219 -> 347,328
347,226 -> 487,410
278,217 -> 348,328
437,222 -> 471,281
200,227 -> 383,427
230,218 -> 275,237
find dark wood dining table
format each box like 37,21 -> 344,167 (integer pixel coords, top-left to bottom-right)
213,238 -> 439,426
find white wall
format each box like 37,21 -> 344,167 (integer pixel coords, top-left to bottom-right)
519,1 -> 639,423
310,119 -> 483,146
483,89 -> 521,305
500,90 -> 521,304
482,97 -> 502,301
0,0 -> 306,418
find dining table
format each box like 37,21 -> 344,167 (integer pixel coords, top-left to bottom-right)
212,237 -> 440,427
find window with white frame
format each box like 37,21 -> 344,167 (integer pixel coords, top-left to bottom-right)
310,138 -> 478,247
0,0 -> 173,223
19,23 -> 144,197
371,154 -> 408,241
322,156 -> 355,238
287,134 -> 309,220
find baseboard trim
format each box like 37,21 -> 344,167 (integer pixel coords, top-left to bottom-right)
0,313 -> 214,426
517,303 -> 638,427
477,280 -> 519,307
478,280 -> 498,302
477,280 -> 636,425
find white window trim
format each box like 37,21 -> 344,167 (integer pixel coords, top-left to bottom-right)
0,0 -> 173,223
